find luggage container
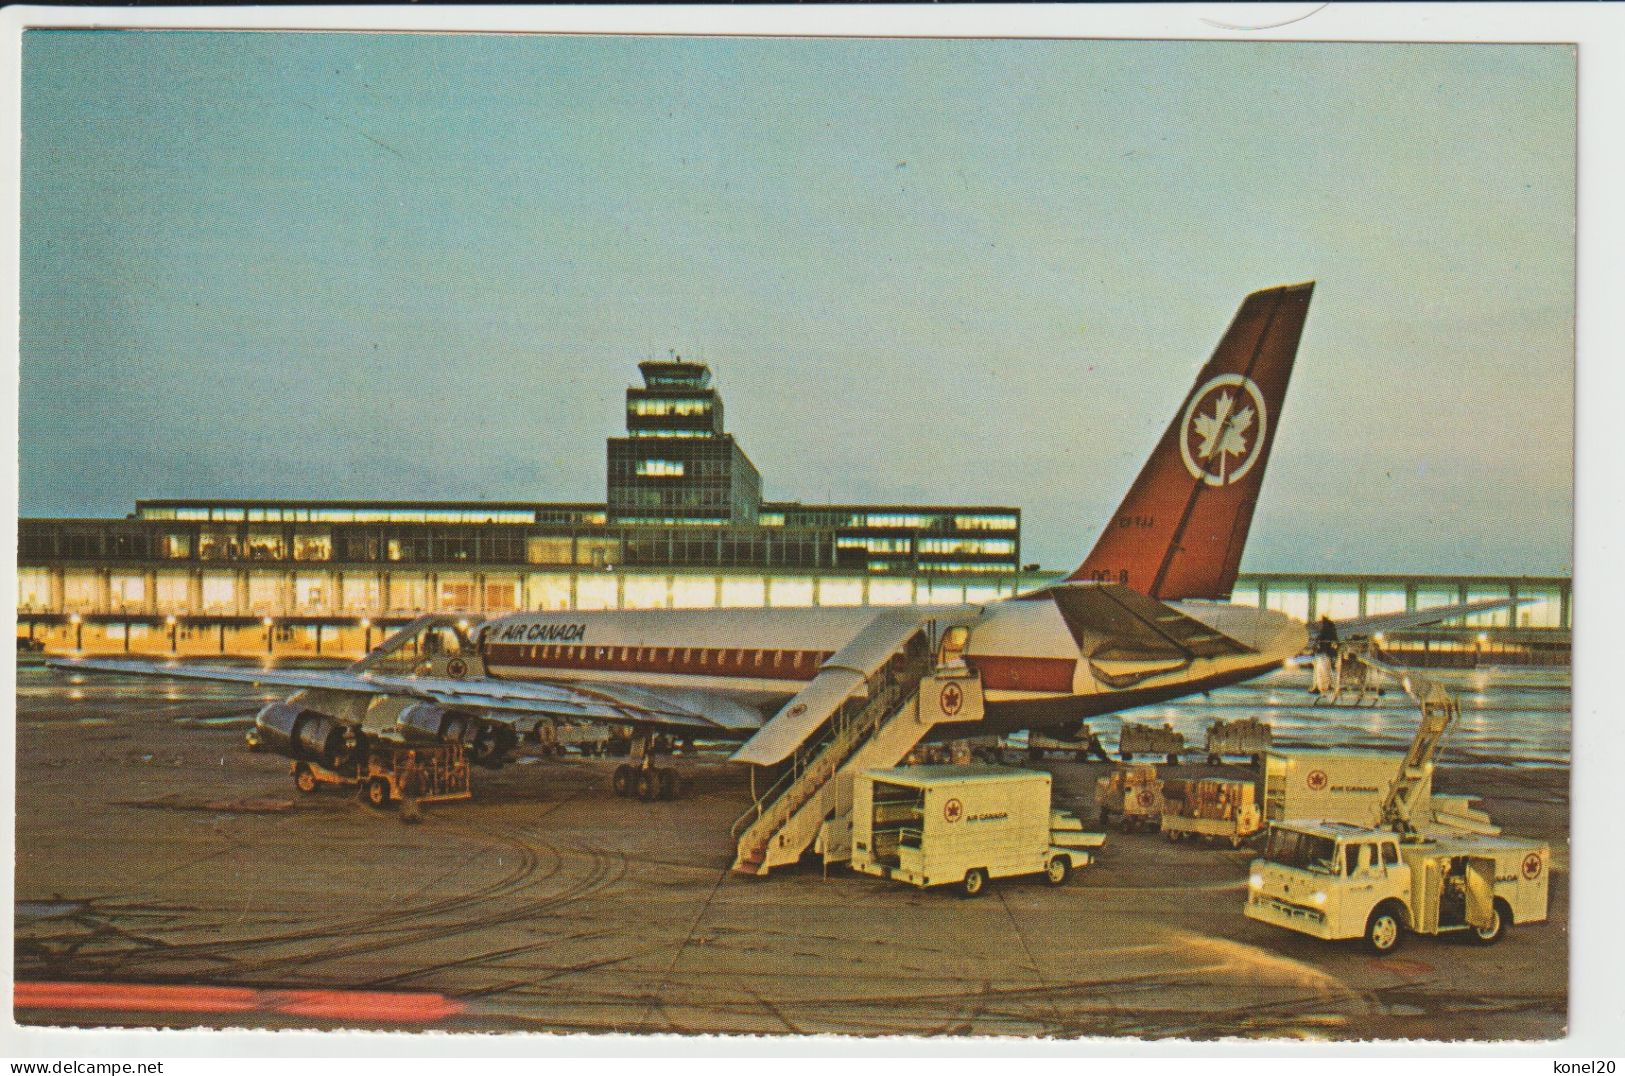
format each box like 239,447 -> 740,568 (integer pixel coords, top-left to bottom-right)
850,765 -> 1102,897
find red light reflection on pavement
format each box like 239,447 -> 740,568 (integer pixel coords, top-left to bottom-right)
16,981 -> 466,1023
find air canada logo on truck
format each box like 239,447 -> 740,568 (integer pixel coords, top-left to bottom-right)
497,622 -> 587,643
1522,853 -> 1542,880
445,658 -> 468,679
939,682 -> 963,716
943,798 -> 963,823
1306,769 -> 1329,791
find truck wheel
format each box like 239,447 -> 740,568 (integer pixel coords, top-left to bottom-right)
1045,856 -> 1071,886
1208,754 -> 1221,766
635,768 -> 659,802
611,764 -> 634,797
1365,904 -> 1405,954
960,868 -> 989,898
366,776 -> 391,808
1472,899 -> 1511,945
293,763 -> 318,795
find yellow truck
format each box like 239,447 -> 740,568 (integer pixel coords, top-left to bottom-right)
1245,820 -> 1548,952
850,766 -> 1103,897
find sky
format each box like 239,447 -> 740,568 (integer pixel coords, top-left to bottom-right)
18,31 -> 1574,574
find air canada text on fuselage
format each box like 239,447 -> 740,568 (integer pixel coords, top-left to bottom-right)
493,622 -> 588,644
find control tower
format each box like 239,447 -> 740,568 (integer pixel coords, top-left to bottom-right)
607,356 -> 763,526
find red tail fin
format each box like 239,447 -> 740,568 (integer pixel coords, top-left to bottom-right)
1070,282 -> 1314,600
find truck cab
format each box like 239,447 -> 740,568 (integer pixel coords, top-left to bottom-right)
1246,822 -> 1409,950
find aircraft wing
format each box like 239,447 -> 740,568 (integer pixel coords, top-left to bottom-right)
47,657 -> 385,694
1323,597 -> 1524,642
46,657 -> 761,734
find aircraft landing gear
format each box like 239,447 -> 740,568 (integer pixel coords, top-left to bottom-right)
610,736 -> 684,802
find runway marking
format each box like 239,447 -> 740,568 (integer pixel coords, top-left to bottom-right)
15,981 -> 465,1023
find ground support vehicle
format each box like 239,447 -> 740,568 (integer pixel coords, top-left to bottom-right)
850,765 -> 1102,897
1204,717 -> 1271,765
1118,721 -> 1185,763
1161,777 -> 1261,847
1245,820 -> 1548,952
1095,764 -> 1165,830
1026,724 -> 1112,763
293,739 -> 472,808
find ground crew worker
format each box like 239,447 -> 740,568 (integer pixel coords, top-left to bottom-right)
399,750 -> 428,824
1083,726 -> 1112,763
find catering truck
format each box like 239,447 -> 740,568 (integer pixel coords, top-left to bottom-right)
1245,658 -> 1545,953
850,765 -> 1103,897
1244,821 -> 1548,952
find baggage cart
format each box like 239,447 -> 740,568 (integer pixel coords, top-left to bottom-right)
1203,717 -> 1271,765
1118,721 -> 1185,763
1160,776 -> 1261,847
292,739 -> 472,808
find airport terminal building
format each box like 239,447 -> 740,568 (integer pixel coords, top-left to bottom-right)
16,358 -> 1570,661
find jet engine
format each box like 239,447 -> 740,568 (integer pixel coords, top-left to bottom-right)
253,702 -> 360,769
394,702 -> 518,769
395,702 -> 475,744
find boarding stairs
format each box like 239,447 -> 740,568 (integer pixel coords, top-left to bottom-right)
729,608 -> 982,877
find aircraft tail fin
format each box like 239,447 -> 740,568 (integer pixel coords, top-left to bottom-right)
1069,282 -> 1314,600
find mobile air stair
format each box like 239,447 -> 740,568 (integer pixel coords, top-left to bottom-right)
729,607 -> 984,876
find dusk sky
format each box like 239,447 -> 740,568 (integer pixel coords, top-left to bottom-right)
19,31 -> 1574,574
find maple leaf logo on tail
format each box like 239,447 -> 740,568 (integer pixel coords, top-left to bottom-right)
1192,391 -> 1257,484
1179,375 -> 1268,487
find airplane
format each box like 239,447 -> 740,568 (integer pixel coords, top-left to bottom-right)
50,282 -> 1510,803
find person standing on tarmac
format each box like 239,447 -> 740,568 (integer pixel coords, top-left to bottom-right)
399,750 -> 428,824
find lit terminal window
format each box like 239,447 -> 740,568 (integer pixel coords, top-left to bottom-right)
175,508 -> 210,521
630,399 -> 713,418
628,428 -> 709,438
954,514 -> 1017,531
838,536 -> 912,554
635,460 -> 686,477
917,537 -> 1015,556
757,512 -> 786,527
864,513 -> 937,530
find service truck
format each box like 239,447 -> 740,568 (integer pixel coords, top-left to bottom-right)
850,765 -> 1103,897
1244,820 -> 1548,952
1245,655 -> 1543,953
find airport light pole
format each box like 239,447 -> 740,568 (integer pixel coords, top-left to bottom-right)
166,615 -> 178,655
263,616 -> 274,656
361,617 -> 372,654
70,612 -> 82,652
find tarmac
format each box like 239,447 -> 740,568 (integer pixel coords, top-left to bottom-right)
12,660 -> 1570,1041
